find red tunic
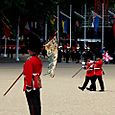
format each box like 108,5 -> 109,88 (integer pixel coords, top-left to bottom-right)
94,59 -> 103,76
86,61 -> 94,77
23,56 -> 42,91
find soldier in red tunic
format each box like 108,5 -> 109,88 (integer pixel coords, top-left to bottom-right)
23,34 -> 42,115
86,57 -> 105,91
78,59 -> 96,91
94,57 -> 105,91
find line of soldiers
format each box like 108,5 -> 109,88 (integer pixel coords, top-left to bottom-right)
78,57 -> 105,92
57,45 -> 81,63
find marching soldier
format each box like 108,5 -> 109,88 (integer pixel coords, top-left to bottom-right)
94,57 -> 105,91
58,45 -> 63,62
65,43 -> 70,63
87,57 -> 105,91
78,59 -> 96,91
23,34 -> 43,115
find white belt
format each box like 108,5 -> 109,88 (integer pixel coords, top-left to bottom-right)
88,69 -> 93,70
33,73 -> 39,76
94,68 -> 101,70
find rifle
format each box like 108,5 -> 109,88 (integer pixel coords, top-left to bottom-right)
3,72 -> 23,96
72,60 -> 95,78
72,67 -> 83,78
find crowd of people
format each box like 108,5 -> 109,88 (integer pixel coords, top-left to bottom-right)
56,44 -> 113,64
0,39 -> 114,65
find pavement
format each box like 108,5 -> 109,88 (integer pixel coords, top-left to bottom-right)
0,57 -> 115,115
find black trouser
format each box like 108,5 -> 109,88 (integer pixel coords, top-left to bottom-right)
95,75 -> 104,90
82,76 -> 96,90
90,75 -> 104,90
25,89 -> 41,115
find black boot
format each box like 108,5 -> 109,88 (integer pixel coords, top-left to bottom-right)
99,89 -> 104,92
86,87 -> 96,91
86,87 -> 91,91
78,86 -> 84,91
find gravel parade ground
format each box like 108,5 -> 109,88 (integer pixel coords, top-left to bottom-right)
0,62 -> 115,115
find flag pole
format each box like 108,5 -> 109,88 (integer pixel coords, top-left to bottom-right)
84,3 -> 87,49
16,16 -> 20,62
3,35 -> 7,57
57,5 -> 59,42
45,21 -> 47,42
70,4 -> 72,48
102,3 -> 104,49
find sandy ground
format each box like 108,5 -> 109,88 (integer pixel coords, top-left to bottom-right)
0,62 -> 115,115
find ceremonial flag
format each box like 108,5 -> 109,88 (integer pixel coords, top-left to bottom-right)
50,17 -> 56,25
94,16 -> 99,33
61,19 -> 68,34
1,16 -> 12,38
50,16 -> 56,33
91,21 -> 94,27
94,0 -> 101,33
102,51 -> 113,63
62,19 -> 64,32
24,22 -> 30,34
63,20 -> 68,33
24,22 -> 39,38
44,33 -> 58,77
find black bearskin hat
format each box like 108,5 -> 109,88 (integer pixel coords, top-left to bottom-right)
27,33 -> 41,54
